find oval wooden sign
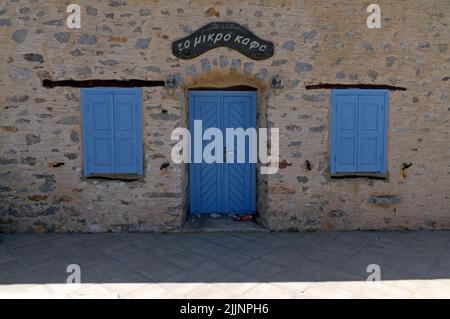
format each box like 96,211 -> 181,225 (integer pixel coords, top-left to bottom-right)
172,22 -> 274,61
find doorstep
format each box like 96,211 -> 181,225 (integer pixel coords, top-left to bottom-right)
182,214 -> 268,233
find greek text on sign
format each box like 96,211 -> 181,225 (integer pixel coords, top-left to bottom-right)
172,22 -> 274,60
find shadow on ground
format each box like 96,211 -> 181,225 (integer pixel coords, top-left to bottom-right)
1,231 -> 449,284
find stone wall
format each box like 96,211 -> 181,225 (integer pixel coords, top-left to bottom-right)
0,0 -> 449,232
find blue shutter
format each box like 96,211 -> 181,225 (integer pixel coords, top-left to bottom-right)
357,92 -> 387,173
83,92 -> 114,175
331,92 -> 359,174
113,92 -> 142,174
331,89 -> 388,175
82,88 -> 142,176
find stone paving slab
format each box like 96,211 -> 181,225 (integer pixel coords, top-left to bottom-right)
0,231 -> 450,298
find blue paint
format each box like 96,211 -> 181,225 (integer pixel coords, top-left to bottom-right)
82,88 -> 142,176
189,91 -> 256,215
331,89 -> 388,175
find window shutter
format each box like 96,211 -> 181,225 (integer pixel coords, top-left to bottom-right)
113,93 -> 142,174
331,92 -> 359,174
83,92 -> 115,175
331,90 -> 388,175
357,92 -> 387,173
83,89 -> 142,176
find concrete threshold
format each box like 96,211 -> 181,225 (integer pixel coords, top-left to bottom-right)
182,215 -> 268,233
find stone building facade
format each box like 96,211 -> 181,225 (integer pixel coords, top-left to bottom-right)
0,0 -> 449,233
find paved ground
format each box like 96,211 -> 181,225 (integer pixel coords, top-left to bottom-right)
1,231 -> 450,298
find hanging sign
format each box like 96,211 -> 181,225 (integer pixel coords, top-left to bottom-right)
172,22 -> 274,60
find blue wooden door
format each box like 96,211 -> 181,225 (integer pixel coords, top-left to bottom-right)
223,95 -> 256,214
189,93 -> 223,213
189,91 -> 256,215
